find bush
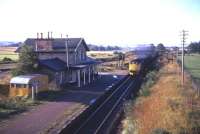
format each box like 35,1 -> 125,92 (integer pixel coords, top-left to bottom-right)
123,100 -> 139,134
0,84 -> 9,96
139,71 -> 158,97
2,57 -> 13,63
11,68 -> 24,76
187,110 -> 200,131
0,97 -> 40,120
13,45 -> 38,76
146,71 -> 158,82
140,86 -> 151,97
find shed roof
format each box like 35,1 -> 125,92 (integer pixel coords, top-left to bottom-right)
10,74 -> 44,84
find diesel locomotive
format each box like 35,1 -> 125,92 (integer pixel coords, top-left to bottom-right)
128,45 -> 157,76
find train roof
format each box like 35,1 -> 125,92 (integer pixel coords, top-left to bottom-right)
131,58 -> 145,63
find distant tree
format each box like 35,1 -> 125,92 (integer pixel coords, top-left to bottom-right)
119,52 -> 125,60
149,44 -> 156,53
12,45 -> 38,76
150,44 -> 156,49
172,46 -> 179,51
99,45 -> 106,51
88,44 -> 100,51
188,41 -> 200,53
113,46 -> 121,50
2,57 -> 12,63
156,43 -> 165,51
88,44 -> 122,51
106,45 -> 113,51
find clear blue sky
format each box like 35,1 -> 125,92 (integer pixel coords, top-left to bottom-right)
0,0 -> 200,47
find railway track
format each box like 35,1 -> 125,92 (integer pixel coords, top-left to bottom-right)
58,54 -> 158,134
59,75 -> 142,134
0,62 -> 17,72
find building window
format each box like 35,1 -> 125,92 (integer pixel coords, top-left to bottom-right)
79,51 -> 86,60
68,70 -> 73,81
16,84 -> 22,88
11,83 -> 15,88
29,84 -> 32,89
83,52 -> 86,60
75,52 -> 77,64
79,51 -> 82,61
22,84 -> 26,88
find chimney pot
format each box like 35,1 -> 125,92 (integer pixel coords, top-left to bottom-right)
50,32 -> 53,39
41,33 -> 43,39
37,33 -> 39,39
48,32 -> 50,39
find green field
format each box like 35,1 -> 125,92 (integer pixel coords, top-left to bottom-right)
0,47 -> 19,61
180,54 -> 200,80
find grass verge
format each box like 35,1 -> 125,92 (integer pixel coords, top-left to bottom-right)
122,61 -> 200,134
139,70 -> 159,97
122,70 -> 160,134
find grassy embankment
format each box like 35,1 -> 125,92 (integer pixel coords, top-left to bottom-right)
122,60 -> 200,134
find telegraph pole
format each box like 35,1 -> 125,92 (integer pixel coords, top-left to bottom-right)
65,35 -> 69,68
180,30 -> 188,86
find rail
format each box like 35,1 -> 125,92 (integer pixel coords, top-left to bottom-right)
59,75 -> 134,134
75,76 -> 132,134
93,77 -> 136,134
0,62 -> 17,72
59,55 -> 158,134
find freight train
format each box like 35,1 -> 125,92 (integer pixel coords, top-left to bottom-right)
129,45 -> 157,76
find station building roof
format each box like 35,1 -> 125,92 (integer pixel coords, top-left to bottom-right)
16,38 -> 89,52
39,58 -> 100,72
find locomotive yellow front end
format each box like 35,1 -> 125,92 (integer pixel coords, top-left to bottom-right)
129,62 -> 138,76
129,59 -> 141,76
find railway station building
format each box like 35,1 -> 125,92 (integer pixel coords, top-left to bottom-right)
19,33 -> 100,89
